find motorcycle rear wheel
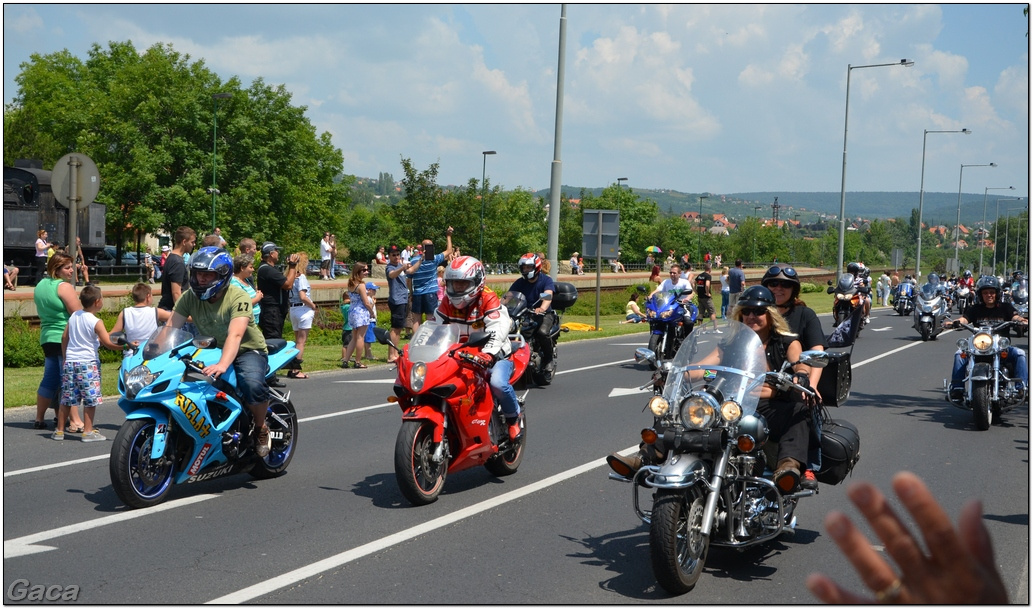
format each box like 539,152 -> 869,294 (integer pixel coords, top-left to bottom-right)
485,415 -> 525,477
110,419 -> 176,509
395,420 -> 447,505
650,487 -> 709,595
251,397 -> 298,479
972,382 -> 992,431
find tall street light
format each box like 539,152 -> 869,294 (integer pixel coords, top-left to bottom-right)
954,162 -> 996,272
210,92 -> 232,233
478,150 -> 496,261
980,186 -> 1014,272
837,59 -> 914,277
994,197 -> 1024,275
697,194 -> 707,262
915,128 -> 970,277
1003,203 -> 1027,277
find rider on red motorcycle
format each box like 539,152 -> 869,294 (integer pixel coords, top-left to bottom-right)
435,255 -> 523,440
959,269 -> 975,290
504,253 -> 556,372
847,262 -> 871,323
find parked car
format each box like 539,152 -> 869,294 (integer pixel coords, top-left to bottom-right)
306,260 -> 349,277
93,246 -> 142,267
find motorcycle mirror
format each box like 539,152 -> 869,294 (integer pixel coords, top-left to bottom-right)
827,280 -> 833,286
796,350 -> 830,368
372,326 -> 394,347
634,347 -> 657,365
466,331 -> 492,348
110,331 -> 127,346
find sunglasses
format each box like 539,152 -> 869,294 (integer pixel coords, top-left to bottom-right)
765,279 -> 795,289
766,266 -> 798,278
740,307 -> 768,318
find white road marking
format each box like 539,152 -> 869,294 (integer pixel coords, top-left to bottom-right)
4,494 -> 218,559
870,327 -> 892,332
4,455 -> 108,478
608,386 -> 651,398
206,448 -> 638,604
331,379 -> 397,384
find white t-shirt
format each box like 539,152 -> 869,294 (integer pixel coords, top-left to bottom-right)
122,306 -> 159,349
657,277 -> 693,294
320,238 -> 332,261
290,274 -> 311,305
65,310 -> 102,363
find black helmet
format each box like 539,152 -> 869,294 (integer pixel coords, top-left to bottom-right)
738,285 -> 776,308
847,262 -> 860,275
975,275 -> 1001,300
189,246 -> 233,301
761,264 -> 801,297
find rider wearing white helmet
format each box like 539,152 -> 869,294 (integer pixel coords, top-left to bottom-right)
435,256 -> 522,440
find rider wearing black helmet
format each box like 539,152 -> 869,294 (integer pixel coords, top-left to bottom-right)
944,275 -> 1028,400
504,253 -> 557,372
847,262 -> 872,323
167,246 -> 274,457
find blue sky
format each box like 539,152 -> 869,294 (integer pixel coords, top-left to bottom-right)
4,4 -> 1028,200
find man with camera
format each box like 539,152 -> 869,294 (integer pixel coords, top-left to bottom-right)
406,227 -> 454,334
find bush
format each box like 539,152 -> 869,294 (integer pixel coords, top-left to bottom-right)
4,316 -> 43,368
800,282 -> 823,294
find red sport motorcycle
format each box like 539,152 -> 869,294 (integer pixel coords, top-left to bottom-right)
385,322 -> 531,505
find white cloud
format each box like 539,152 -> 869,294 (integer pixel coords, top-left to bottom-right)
994,64 -> 1029,115
4,7 -> 43,34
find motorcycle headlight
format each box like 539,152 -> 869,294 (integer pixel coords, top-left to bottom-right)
660,309 -> 673,319
998,337 -> 1010,350
410,362 -> 428,392
648,395 -> 670,417
957,338 -> 968,350
973,333 -> 993,351
647,309 -> 657,319
679,393 -> 719,430
125,364 -> 156,399
719,400 -> 742,422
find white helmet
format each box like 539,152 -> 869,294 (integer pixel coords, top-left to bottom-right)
444,255 -> 485,309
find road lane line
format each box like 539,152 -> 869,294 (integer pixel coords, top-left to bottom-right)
4,494 -> 218,559
4,455 -> 108,478
206,450 -> 637,604
850,337 -> 932,369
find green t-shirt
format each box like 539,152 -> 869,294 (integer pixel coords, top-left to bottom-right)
34,277 -> 71,345
174,284 -> 267,354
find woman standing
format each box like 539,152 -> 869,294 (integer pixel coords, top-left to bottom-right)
32,253 -> 85,431
287,253 -> 316,379
341,262 -> 375,369
34,229 -> 50,285
231,254 -> 263,326
719,266 -> 730,318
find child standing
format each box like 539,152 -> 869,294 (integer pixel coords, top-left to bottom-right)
111,283 -> 167,363
56,285 -> 124,442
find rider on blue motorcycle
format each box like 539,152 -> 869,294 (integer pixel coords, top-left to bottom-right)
165,246 -> 274,457
944,275 -> 1029,401
650,264 -> 693,298
503,253 -> 556,372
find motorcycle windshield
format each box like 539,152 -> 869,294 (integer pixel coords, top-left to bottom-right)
406,321 -> 462,363
504,291 -> 528,318
140,326 -> 197,360
662,320 -> 766,418
919,283 -> 938,300
651,292 -> 676,310
1012,281 -> 1028,304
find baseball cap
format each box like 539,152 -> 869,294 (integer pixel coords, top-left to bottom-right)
387,245 -> 401,255
261,242 -> 282,256
161,245 -> 170,252
365,281 -> 379,291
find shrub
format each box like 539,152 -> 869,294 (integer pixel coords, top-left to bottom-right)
3,316 -> 43,368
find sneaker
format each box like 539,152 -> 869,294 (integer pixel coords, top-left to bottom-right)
255,426 -> 271,457
81,430 -> 106,442
864,316 -> 871,324
51,431 -> 65,441
713,328 -> 723,334
801,470 -> 818,490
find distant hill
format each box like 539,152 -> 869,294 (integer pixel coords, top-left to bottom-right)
531,186 -> 1016,226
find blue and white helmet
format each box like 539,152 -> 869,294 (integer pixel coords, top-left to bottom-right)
189,246 -> 234,301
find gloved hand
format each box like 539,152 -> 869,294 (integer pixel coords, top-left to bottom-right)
471,352 -> 495,368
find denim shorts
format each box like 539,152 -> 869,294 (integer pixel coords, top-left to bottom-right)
411,292 -> 438,315
234,350 -> 271,406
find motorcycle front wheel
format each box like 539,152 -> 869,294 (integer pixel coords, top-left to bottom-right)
394,420 -> 447,505
972,382 -> 992,431
650,487 -> 709,595
919,322 -> 931,341
647,333 -> 662,370
252,397 -> 298,479
110,419 -> 176,509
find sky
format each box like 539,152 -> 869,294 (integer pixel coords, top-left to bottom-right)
3,4 -> 1029,200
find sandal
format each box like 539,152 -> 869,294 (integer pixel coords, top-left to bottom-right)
32,420 -> 47,430
353,362 -> 368,369
66,424 -> 85,433
286,370 -> 309,379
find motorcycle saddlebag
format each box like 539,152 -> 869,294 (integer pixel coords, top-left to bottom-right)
817,351 -> 851,406
817,419 -> 860,485
552,282 -> 578,312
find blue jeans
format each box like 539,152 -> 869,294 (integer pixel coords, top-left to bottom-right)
234,350 -> 272,406
490,357 -> 520,419
38,344 -> 63,400
720,291 -> 729,318
951,348 -> 1028,388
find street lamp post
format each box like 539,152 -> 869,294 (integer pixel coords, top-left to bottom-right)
210,92 -> 232,233
697,195 -> 707,262
980,186 -> 1014,273
916,128 -> 970,277
994,198 -> 1024,275
837,59 -> 914,277
1003,204 -> 1027,277
478,150 -> 496,261
954,163 -> 996,272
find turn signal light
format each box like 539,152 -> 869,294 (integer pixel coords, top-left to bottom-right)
1000,351 -> 1009,359
387,396 -> 399,403
215,391 -> 227,400
737,435 -> 756,452
641,428 -> 658,444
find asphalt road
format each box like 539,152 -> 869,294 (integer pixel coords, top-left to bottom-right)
3,309 -> 1029,604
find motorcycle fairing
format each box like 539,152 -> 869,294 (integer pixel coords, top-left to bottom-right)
968,362 -> 993,382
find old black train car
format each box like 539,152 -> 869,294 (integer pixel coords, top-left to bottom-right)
4,161 -> 106,283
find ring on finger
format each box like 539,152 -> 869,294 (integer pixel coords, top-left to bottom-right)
874,578 -> 903,603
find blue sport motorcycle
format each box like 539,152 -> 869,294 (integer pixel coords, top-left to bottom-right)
109,327 -> 300,509
644,290 -> 698,370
